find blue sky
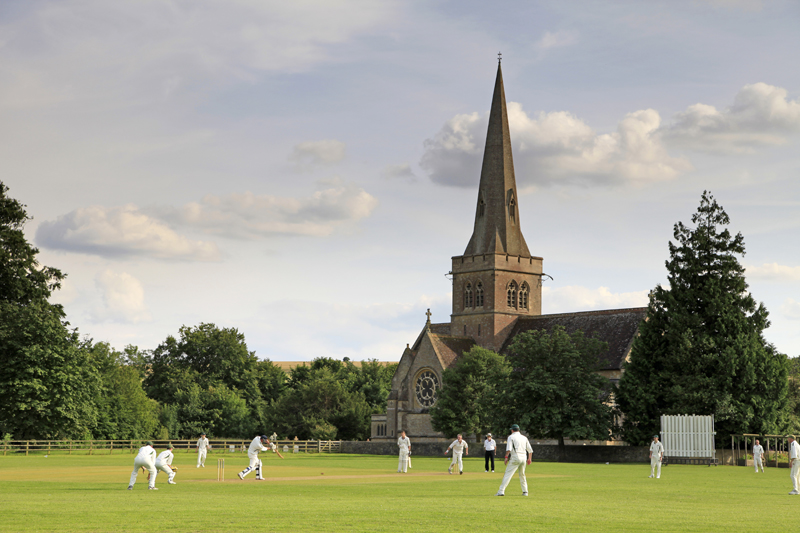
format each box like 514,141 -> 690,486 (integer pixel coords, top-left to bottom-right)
3,0 -> 799,360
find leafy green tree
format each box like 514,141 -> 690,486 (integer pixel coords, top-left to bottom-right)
0,181 -> 99,439
272,367 -> 372,440
430,346 -> 511,438
617,191 -> 789,445
164,383 -> 253,439
87,342 -> 162,440
499,327 -> 614,452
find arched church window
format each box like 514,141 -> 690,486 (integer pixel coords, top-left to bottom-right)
478,198 -> 485,217
507,189 -> 516,224
464,282 -> 473,308
507,281 -> 517,308
520,282 -> 529,310
476,281 -> 484,307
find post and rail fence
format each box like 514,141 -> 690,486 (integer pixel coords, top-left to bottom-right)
729,434 -> 797,469
1,439 -> 342,456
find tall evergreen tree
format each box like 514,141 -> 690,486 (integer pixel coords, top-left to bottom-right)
0,181 -> 98,439
617,191 -> 788,445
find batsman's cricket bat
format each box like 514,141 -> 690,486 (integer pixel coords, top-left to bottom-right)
275,450 -> 285,459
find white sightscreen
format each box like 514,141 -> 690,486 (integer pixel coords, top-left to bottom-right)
660,415 -> 715,458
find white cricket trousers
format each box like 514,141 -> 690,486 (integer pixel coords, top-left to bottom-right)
197,449 -> 207,467
650,458 -> 662,478
155,461 -> 175,483
791,462 -> 800,492
240,454 -> 263,479
754,457 -> 764,472
398,451 -> 409,473
130,457 -> 156,488
450,452 -> 463,472
497,456 -> 527,495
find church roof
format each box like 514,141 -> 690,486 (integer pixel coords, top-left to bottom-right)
463,61 -> 531,258
429,334 -> 477,369
500,308 -> 647,371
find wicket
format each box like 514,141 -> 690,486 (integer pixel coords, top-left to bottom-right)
217,458 -> 225,481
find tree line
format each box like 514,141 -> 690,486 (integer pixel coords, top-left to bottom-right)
432,192 -> 795,447
0,181 -> 395,441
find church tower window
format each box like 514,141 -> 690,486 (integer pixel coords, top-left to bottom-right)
507,281 -> 518,308
476,281 -> 484,307
520,282 -> 529,310
507,190 -> 516,224
478,197 -> 485,217
464,282 -> 473,308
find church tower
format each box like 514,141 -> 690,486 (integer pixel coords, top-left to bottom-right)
450,61 -> 543,350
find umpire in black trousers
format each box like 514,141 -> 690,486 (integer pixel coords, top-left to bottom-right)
484,433 -> 497,472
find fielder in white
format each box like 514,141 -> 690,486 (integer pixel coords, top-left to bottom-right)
649,435 -> 664,479
155,444 -> 177,485
789,435 -> 800,495
753,439 -> 765,473
128,441 -> 158,490
495,424 -> 532,496
196,432 -> 210,468
397,430 -> 411,473
238,435 -> 276,481
445,434 -> 469,475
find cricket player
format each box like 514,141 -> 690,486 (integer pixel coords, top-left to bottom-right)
196,432 -> 210,468
649,435 -> 664,479
238,435 -> 275,481
753,439 -> 765,473
445,434 -> 469,475
397,430 -> 411,473
789,435 -> 800,495
495,424 -> 532,496
128,441 -> 158,490
155,444 -> 178,484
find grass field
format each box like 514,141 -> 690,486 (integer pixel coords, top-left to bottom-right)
1,451 -> 799,532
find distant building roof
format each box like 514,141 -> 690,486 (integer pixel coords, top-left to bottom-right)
500,307 -> 647,370
430,335 -> 477,369
271,361 -> 396,374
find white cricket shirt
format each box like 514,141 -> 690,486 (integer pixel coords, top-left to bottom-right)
397,436 -> 410,452
505,432 -> 532,461
197,437 -> 209,450
449,439 -> 468,454
248,436 -> 269,457
136,445 -> 156,463
156,449 -> 174,466
650,441 -> 664,459
483,438 -> 496,451
753,444 -> 764,457
790,441 -> 800,460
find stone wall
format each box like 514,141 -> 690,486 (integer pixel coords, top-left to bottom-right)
343,440 -> 651,463
343,441 -> 742,465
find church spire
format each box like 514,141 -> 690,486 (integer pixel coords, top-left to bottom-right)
463,61 -> 530,257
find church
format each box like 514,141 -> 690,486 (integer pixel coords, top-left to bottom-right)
371,62 -> 646,441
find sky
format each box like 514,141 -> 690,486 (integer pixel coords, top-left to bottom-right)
2,0 -> 799,361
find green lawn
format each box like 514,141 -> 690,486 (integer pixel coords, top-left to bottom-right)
0,451 -> 798,532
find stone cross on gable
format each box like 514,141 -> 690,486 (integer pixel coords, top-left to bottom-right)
425,308 -> 432,330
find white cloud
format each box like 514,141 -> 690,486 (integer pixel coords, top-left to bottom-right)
663,83 -> 800,153
421,103 -> 691,188
781,298 -> 800,321
36,205 -> 221,261
533,30 -> 578,59
0,1 -> 399,109
289,140 -> 347,169
542,286 -> 649,314
160,179 -> 378,238
383,162 -> 417,182
92,269 -> 151,324
746,263 -> 800,282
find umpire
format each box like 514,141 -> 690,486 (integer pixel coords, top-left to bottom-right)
484,433 -> 497,472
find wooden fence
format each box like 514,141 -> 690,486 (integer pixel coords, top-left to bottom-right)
1,439 -> 342,456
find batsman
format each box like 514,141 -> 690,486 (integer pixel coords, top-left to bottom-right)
238,435 -> 283,481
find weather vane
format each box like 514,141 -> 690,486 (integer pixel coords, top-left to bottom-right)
498,51 -> 502,63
